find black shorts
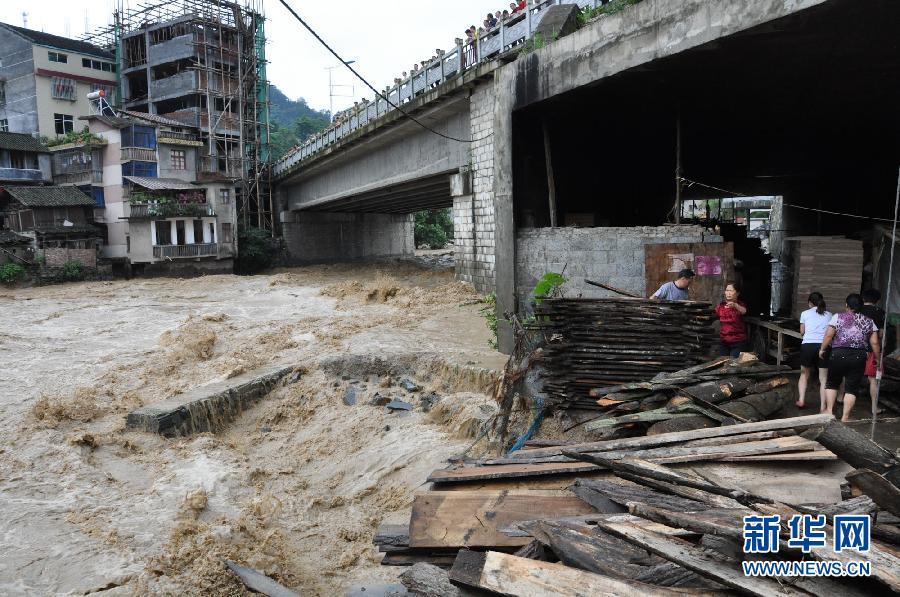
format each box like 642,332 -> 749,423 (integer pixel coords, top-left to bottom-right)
799,343 -> 828,368
826,348 -> 867,396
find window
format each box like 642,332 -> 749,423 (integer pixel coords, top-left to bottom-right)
221,222 -> 233,244
170,149 -> 186,170
90,83 -> 116,104
218,188 -> 230,204
102,62 -> 112,72
121,160 -> 157,177
0,80 -> 5,105
193,220 -> 204,244
82,57 -> 116,72
209,222 -> 216,243
82,58 -> 90,68
48,51 -> 67,63
50,77 -> 76,101
54,113 -> 74,135
155,220 -> 171,245
0,119 -> 7,132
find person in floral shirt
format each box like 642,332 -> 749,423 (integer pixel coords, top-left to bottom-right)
818,293 -> 881,421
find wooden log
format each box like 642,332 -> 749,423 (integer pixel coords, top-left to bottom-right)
793,495 -> 879,522
805,420 -> 900,487
874,523 -> 900,545
597,520 -> 807,597
846,469 -> 900,517
512,539 -> 550,560
448,550 -> 715,596
627,503 -> 745,539
646,386 -> 792,435
510,414 -> 832,461
408,491 -> 596,549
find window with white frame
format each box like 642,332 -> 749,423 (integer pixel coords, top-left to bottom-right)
0,119 -> 7,132
218,188 -> 230,204
50,77 -> 76,101
170,149 -> 186,170
54,113 -> 74,135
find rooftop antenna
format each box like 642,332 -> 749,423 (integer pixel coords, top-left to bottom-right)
22,11 -> 28,28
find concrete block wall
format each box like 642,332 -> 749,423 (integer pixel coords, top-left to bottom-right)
515,225 -> 722,313
455,82 -> 496,294
282,211 -> 414,264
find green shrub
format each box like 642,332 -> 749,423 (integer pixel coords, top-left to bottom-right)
578,0 -> 643,26
0,262 -> 26,284
61,259 -> 84,281
235,226 -> 276,274
414,208 -> 453,249
480,292 -> 499,349
531,272 -> 568,304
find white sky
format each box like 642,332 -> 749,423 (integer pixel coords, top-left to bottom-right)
0,0 -> 495,113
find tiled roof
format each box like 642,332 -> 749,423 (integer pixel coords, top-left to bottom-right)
121,110 -> 195,129
33,224 -> 101,236
0,23 -> 114,59
0,230 -> 31,245
3,185 -> 95,207
0,132 -> 49,153
124,176 -> 199,191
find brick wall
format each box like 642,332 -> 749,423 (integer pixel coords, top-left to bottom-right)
454,82 -> 496,294
42,248 -> 97,268
515,225 -> 723,313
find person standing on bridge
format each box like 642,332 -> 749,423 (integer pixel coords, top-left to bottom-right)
650,269 -> 694,301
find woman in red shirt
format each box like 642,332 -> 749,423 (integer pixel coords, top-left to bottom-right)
715,282 -> 749,358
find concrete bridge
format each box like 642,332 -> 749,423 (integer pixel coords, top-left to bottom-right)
273,0 -> 900,350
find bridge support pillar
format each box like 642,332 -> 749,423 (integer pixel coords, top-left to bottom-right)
281,211 -> 414,264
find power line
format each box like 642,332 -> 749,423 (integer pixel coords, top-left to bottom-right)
276,0 -> 489,145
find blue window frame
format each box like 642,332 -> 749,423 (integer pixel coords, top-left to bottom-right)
121,125 -> 156,149
122,161 -> 157,178
91,187 -> 105,208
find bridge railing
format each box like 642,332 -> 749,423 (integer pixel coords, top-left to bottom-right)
274,0 -> 608,176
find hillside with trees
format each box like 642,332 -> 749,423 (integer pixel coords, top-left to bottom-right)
268,85 -> 331,160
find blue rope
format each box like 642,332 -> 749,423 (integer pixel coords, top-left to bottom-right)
507,397 -> 545,455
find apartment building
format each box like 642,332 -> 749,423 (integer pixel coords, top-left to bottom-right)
0,23 -> 117,139
76,111 -> 237,273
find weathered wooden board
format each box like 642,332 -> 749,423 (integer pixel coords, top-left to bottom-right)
645,242 -> 734,306
846,468 -> 900,518
408,491 -> 596,549
449,550 -> 714,596
427,461 -> 603,484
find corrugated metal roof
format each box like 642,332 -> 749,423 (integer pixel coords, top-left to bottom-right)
0,132 -> 49,153
121,110 -> 196,129
0,23 -> 114,59
3,185 -> 95,207
124,176 -> 199,191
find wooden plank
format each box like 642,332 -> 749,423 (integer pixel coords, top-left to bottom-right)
530,519 -> 656,578
720,450 -> 838,462
846,469 -> 900,517
598,521 -> 807,597
373,523 -> 409,552
572,478 -> 708,512
380,552 -> 457,567
408,491 -> 596,549
501,513 -> 696,539
427,461 -> 603,484
507,414 -> 833,461
614,472 -> 745,509
449,550 -> 716,596
627,503 -> 745,539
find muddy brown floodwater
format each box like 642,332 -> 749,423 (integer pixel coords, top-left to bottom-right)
0,262 -> 506,596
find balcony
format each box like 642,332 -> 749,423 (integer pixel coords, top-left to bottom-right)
125,201 -> 215,219
0,167 -> 45,182
150,70 -> 197,100
153,243 -> 218,259
54,170 -> 102,185
198,155 -> 243,180
157,130 -> 202,146
121,147 -> 157,162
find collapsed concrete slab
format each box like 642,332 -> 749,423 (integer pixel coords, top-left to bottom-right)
126,364 -> 295,437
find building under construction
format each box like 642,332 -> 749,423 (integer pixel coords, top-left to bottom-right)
85,0 -> 274,232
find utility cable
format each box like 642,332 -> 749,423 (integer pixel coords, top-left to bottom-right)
277,0 -> 491,145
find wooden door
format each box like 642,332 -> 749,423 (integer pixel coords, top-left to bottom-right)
645,242 -> 735,306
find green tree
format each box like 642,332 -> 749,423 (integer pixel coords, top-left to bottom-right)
414,208 -> 453,249
235,226 -> 277,274
295,114 -> 330,140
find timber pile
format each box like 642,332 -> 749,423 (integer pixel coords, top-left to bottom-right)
375,415 -> 900,596
530,298 -> 718,407
583,353 -> 794,435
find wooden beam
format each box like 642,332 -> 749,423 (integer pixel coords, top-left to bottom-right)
448,550 -> 715,596
427,461 -> 603,484
542,120 -> 557,228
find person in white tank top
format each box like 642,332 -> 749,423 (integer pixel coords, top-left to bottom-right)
796,292 -> 832,409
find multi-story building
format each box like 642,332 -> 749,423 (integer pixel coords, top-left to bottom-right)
0,23 -> 117,138
77,110 -> 237,273
0,132 -> 101,267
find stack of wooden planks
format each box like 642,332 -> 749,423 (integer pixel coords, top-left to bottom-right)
529,298 -> 719,408
375,414 -> 900,596
789,236 -> 863,318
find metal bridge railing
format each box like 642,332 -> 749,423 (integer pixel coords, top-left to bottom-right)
274,0 -> 608,176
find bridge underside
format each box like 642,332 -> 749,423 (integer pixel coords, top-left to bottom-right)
512,0 -> 900,228
299,173 -> 452,214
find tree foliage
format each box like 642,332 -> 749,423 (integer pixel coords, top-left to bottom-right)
235,226 -> 277,275
414,208 -> 453,249
268,85 -> 331,160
